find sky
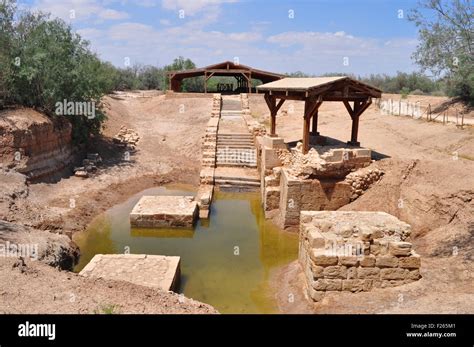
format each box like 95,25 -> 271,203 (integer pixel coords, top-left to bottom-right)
18,0 -> 425,76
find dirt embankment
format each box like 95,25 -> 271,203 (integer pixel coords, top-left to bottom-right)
0,108 -> 74,181
0,92 -> 215,313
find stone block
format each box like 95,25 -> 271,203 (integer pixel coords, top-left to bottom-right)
380,268 -> 408,280
310,249 -> 338,266
359,255 -> 376,267
347,267 -> 358,279
323,265 -> 347,279
389,241 -> 412,256
308,229 -> 326,248
312,279 -> 342,291
375,256 -> 399,268
307,287 -> 325,302
79,254 -> 181,292
342,279 -> 373,292
357,267 -> 380,279
130,195 -> 198,228
262,135 -> 286,149
338,256 -> 359,267
406,269 -> 421,280
398,254 -> 421,269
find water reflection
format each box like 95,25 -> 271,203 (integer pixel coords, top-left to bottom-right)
73,187 -> 298,313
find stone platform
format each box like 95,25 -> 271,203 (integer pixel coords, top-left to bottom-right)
79,254 -> 181,291
130,195 -> 198,228
299,211 -> 421,302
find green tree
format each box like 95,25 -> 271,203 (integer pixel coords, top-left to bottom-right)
0,0 -> 16,104
1,1 -> 117,143
164,56 -> 202,91
408,0 -> 474,105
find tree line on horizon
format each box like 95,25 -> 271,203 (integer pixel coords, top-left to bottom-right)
0,0 -> 471,144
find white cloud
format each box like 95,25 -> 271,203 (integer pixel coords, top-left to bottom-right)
26,1 -> 418,75
266,31 -> 418,74
99,8 -> 129,20
32,0 -> 128,22
161,0 -> 238,15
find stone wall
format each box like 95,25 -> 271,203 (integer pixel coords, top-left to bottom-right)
240,93 -> 266,138
344,167 -> 384,201
299,211 -> 421,302
197,94 -> 221,218
258,138 -> 375,231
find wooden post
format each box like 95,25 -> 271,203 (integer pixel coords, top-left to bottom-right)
248,73 -> 252,94
350,114 -> 360,146
303,114 -> 311,154
204,72 -> 207,93
344,99 -> 371,147
264,93 -> 285,137
302,97 -> 323,154
311,110 -> 319,135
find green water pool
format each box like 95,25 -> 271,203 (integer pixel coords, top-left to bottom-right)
73,186 -> 298,313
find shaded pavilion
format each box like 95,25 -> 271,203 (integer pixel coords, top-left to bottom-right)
256,77 -> 382,154
167,61 -> 284,94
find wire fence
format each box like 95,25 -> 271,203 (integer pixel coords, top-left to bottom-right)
374,98 -> 469,128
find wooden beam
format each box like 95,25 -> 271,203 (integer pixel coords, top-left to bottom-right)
275,98 -> 285,113
343,100 -> 354,116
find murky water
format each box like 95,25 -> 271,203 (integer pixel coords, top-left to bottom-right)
73,185 -> 298,313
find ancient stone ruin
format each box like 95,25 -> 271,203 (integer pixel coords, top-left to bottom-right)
130,195 -> 198,228
79,254 -> 181,292
299,211 -> 421,302
258,135 -> 384,231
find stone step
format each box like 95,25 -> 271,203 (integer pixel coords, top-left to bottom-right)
221,110 -> 242,114
214,175 -> 260,183
216,162 -> 257,168
217,142 -> 252,145
215,179 -> 260,187
218,133 -> 252,137
217,184 -> 259,192
218,137 -> 253,140
217,139 -> 254,143
217,145 -> 255,149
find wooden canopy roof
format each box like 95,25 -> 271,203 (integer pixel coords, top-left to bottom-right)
257,76 -> 382,101
168,61 -> 284,93
257,77 -> 382,153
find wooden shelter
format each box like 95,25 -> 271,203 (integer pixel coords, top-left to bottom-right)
168,61 -> 284,94
256,77 -> 382,154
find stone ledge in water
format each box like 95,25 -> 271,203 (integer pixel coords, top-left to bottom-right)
130,195 -> 198,228
79,254 -> 181,292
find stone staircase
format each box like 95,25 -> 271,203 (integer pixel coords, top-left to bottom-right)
214,95 -> 259,191
214,167 -> 260,192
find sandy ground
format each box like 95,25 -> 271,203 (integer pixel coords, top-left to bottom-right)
0,257 -> 217,314
247,93 -> 474,314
